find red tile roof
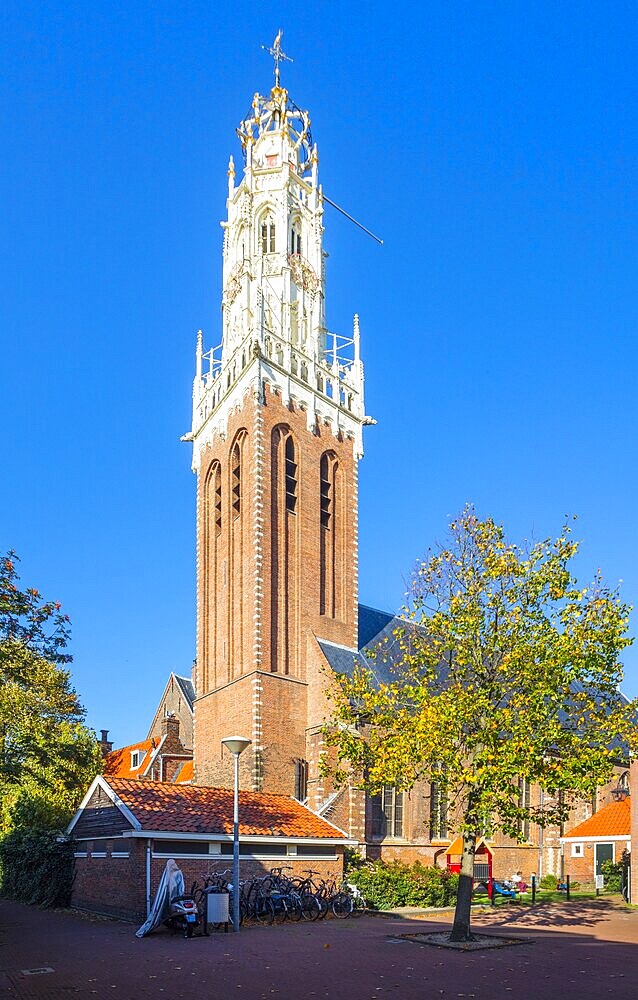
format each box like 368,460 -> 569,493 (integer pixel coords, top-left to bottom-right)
103,739 -> 159,779
105,777 -> 347,839
564,796 -> 630,839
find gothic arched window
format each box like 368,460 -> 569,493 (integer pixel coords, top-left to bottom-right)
271,426 -> 300,675
290,222 -> 301,255
320,451 -> 341,618
261,216 -> 276,254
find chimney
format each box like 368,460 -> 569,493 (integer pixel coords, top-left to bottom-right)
99,729 -> 113,756
160,714 -> 182,753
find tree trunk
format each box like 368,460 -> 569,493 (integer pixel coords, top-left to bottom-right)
449,830 -> 476,942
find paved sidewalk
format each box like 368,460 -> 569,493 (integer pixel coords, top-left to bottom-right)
1,898 -> 637,999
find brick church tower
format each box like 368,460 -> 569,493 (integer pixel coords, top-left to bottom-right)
185,65 -> 368,800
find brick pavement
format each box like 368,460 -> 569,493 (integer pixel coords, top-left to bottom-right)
1,898 -> 637,1000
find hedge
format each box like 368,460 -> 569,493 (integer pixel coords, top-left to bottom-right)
0,829 -> 75,907
345,854 -> 459,909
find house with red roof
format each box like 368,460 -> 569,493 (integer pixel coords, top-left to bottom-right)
102,714 -> 193,786
66,774 -> 351,920
561,788 -> 630,886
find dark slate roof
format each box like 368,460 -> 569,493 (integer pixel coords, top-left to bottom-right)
357,604 -> 396,647
317,604 -> 414,684
320,606 -> 630,760
316,640 -> 368,680
174,674 -> 195,711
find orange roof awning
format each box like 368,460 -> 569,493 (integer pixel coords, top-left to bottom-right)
445,836 -> 492,857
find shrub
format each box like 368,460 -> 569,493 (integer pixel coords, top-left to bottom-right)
539,873 -> 558,889
345,858 -> 458,910
0,829 -> 74,907
600,858 -> 623,892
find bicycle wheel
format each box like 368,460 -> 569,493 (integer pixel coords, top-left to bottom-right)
287,895 -> 303,922
300,893 -> 322,921
254,896 -> 275,925
272,897 -> 288,924
351,894 -> 368,917
331,892 -> 353,918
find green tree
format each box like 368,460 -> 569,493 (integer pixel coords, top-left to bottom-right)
323,507 -> 635,941
0,551 -> 101,832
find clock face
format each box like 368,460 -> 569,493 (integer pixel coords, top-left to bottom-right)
289,253 -> 319,293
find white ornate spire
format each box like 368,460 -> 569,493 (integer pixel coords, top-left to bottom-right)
188,67 -> 366,469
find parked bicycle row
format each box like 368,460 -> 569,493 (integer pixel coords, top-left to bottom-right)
191,866 -> 368,925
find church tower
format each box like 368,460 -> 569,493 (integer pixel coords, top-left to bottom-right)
186,58 -> 366,797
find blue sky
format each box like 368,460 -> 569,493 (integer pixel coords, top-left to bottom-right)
1,2 -> 636,747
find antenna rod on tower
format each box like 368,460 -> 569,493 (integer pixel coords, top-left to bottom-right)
322,194 -> 384,245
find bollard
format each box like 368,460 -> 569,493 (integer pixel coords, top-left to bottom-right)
531,876 -> 536,905
566,874 -> 571,901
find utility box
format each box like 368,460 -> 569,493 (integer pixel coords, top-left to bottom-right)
206,890 -> 229,925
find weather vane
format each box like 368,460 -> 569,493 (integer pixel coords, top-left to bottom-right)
261,29 -> 293,87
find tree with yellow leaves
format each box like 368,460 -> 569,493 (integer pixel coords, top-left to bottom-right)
323,507 -> 635,941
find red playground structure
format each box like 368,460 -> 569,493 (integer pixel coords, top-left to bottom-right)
445,837 -> 494,898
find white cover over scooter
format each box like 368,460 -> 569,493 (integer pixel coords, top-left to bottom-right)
136,858 -> 185,938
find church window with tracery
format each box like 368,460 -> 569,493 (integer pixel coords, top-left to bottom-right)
371,786 -> 403,838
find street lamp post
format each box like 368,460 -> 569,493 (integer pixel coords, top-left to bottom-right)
221,736 -> 252,932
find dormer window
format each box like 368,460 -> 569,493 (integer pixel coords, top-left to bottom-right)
261,218 -> 276,254
130,750 -> 145,769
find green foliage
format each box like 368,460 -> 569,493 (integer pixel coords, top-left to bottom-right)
539,873 -> 558,889
0,550 -> 72,664
323,508 -> 636,938
345,858 -> 459,910
600,858 -> 624,892
0,828 -> 75,907
343,846 -> 365,870
0,551 -> 101,834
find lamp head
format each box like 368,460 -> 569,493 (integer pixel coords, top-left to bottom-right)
221,736 -> 252,756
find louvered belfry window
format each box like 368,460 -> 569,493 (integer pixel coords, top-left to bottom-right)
232,442 -> 241,516
285,435 -> 297,513
320,453 -> 332,528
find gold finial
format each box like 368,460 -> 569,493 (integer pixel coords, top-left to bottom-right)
261,29 -> 293,87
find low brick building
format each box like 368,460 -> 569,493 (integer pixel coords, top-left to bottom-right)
67,775 -> 350,921
561,793 -> 630,886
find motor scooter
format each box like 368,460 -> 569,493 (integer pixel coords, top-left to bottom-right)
164,894 -> 200,938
